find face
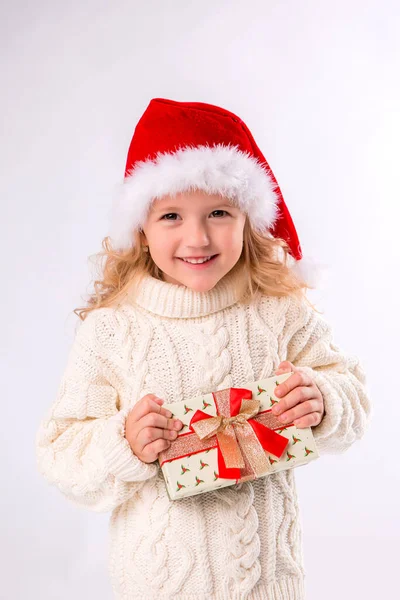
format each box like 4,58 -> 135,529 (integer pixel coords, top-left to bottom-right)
140,190 -> 247,292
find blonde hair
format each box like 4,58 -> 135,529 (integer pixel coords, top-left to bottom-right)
74,218 -> 317,321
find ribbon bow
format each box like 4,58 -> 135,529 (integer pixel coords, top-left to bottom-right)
190,388 -> 289,480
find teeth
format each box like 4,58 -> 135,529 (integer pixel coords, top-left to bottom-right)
181,256 -> 213,264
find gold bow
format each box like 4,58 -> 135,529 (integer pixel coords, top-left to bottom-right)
191,398 -> 270,476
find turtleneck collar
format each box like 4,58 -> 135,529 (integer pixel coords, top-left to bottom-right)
124,270 -> 242,319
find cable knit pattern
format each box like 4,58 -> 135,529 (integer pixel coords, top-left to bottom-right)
36,274 -> 371,599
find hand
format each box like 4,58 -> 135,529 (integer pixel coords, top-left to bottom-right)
272,361 -> 325,428
125,394 -> 183,463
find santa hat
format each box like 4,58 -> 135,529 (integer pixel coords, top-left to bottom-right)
109,98 -> 315,281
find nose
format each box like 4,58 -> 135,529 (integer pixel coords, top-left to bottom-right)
184,219 -> 211,248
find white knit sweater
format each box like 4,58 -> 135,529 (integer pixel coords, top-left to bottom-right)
36,272 -> 371,600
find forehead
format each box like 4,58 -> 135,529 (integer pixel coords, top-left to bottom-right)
151,190 -> 237,212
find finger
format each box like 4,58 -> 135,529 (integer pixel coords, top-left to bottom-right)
131,395 -> 172,421
138,399 -> 173,419
142,438 -> 172,462
159,406 -> 173,418
149,398 -> 174,419
292,411 -> 323,429
276,399 -> 323,424
275,370 -> 312,399
137,426 -> 179,450
272,386 -> 314,416
139,412 -> 183,431
153,398 -> 174,418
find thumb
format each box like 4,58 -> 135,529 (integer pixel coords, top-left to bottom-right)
275,360 -> 298,375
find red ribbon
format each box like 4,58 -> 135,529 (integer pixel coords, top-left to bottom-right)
189,387 -> 289,479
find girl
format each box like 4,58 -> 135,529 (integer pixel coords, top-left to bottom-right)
36,98 -> 371,600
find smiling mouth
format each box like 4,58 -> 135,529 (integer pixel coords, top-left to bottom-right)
177,254 -> 218,266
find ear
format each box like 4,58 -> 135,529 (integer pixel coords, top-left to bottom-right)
138,227 -> 148,246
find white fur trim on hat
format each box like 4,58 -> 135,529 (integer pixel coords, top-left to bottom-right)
108,144 -> 279,250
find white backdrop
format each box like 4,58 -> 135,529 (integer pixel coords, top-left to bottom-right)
2,1 -> 399,598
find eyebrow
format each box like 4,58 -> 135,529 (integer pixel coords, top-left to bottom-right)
152,203 -> 235,214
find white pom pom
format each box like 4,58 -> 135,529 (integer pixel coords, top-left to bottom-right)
290,255 -> 329,289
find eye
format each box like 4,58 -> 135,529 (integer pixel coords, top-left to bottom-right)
160,213 -> 180,221
210,210 -> 230,218
159,210 -> 230,221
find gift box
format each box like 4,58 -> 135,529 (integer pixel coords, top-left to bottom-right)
158,372 -> 319,500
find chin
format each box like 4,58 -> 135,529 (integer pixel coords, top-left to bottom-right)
158,261 -> 232,290
181,276 -> 223,293
187,282 -> 214,293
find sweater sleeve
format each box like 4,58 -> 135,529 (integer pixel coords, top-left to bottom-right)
35,308 -> 158,513
283,298 -> 372,455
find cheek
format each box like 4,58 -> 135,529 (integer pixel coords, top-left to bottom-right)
222,226 -> 244,253
146,233 -> 174,256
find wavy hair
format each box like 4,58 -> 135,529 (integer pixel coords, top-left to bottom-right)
73,218 -> 316,321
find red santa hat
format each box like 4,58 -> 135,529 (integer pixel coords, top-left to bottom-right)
109,97 -> 306,269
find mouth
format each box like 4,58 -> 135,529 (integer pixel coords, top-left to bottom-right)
176,254 -> 218,269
